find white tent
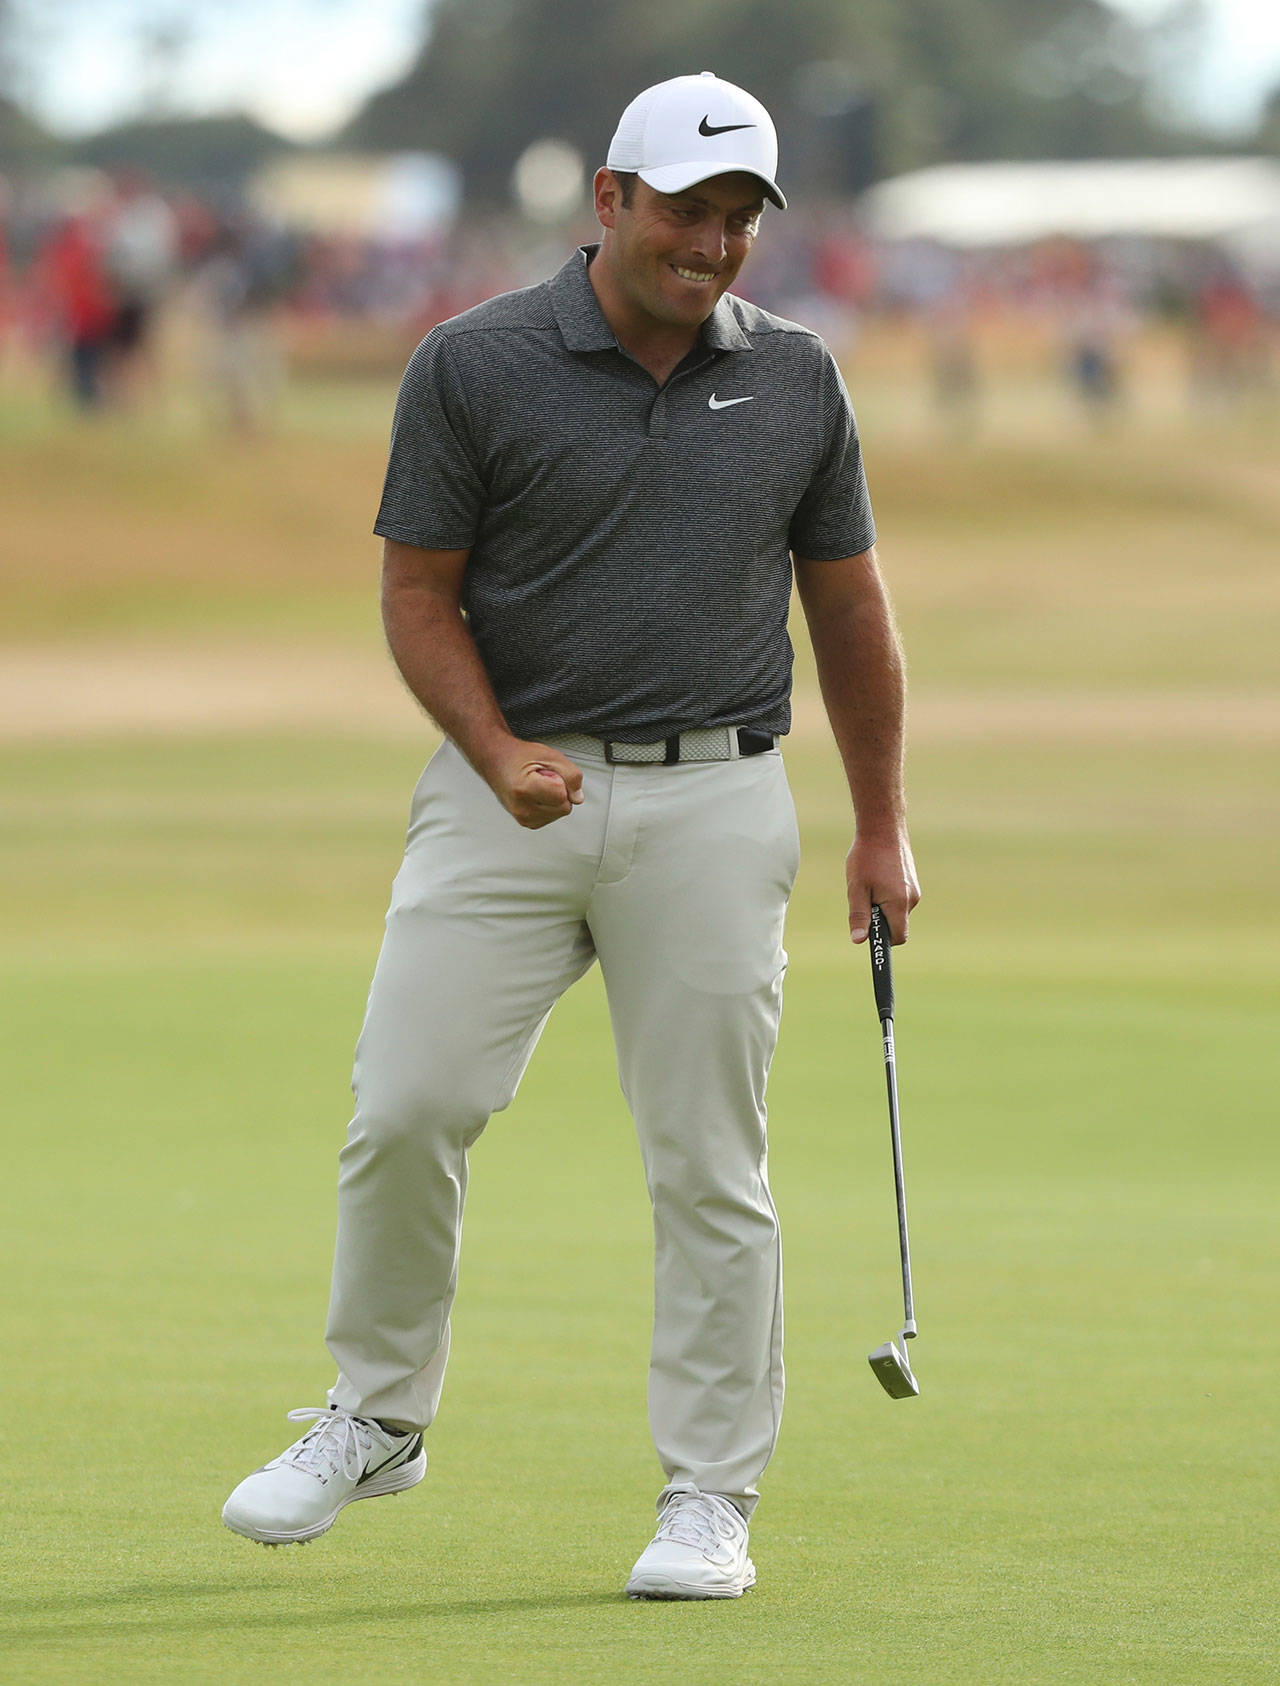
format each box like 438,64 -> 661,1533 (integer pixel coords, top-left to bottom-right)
250,152 -> 461,240
859,158 -> 1280,250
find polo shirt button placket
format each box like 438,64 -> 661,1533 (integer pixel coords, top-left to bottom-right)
648,353 -> 717,439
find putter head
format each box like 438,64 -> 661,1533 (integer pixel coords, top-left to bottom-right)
868,1337 -> 919,1398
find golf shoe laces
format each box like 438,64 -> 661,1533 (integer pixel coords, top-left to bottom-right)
279,1406 -> 376,1481
653,1493 -> 742,1553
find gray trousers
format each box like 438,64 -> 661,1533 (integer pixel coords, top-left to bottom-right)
325,737 -> 799,1516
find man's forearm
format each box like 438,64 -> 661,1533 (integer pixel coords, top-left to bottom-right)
380,539 -> 582,829
382,577 -> 514,780
799,559 -> 908,834
796,546 -> 920,941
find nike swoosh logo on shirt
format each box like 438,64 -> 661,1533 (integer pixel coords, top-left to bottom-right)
708,394 -> 755,410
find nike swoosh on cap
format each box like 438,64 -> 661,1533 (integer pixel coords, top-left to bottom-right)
699,117 -> 755,137
708,393 -> 755,409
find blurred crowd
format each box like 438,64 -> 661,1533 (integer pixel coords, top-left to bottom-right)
2,166 -> 1276,432
2,169 -> 301,428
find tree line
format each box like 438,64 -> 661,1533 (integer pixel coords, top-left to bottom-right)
3,0 -> 1276,193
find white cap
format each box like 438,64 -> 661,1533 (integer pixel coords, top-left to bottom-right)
607,71 -> 786,210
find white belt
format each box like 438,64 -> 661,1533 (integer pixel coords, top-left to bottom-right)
546,727 -> 777,764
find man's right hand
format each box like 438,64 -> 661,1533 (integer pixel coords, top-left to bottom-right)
483,740 -> 585,829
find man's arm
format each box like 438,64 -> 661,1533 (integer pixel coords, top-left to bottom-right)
793,544 -> 921,944
381,537 -> 583,829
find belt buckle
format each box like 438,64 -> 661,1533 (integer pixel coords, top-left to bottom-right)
737,729 -> 775,757
602,736 -> 682,764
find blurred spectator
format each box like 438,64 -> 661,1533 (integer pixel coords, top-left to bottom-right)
0,176 -> 15,347
1062,283 -> 1128,424
1033,241 -> 1130,424
1190,269 -> 1271,406
102,169 -> 179,403
928,296 -> 980,425
188,220 -> 282,434
33,205 -> 118,409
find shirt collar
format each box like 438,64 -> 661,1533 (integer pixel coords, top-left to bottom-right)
548,244 -> 753,357
701,293 -> 754,354
548,246 -> 618,352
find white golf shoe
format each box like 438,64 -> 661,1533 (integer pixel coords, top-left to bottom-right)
625,1491 -> 756,1599
222,1405 -> 426,1546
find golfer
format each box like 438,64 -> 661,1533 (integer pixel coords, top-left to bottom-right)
224,71 -> 920,1598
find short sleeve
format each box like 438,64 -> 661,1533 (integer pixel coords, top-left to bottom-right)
373,331 -> 487,550
787,345 -> 877,560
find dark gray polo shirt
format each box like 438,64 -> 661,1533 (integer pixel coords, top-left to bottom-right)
374,244 -> 875,741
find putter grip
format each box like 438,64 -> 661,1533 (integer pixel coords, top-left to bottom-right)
869,903 -> 894,1021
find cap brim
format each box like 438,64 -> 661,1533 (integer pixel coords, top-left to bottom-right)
638,161 -> 786,211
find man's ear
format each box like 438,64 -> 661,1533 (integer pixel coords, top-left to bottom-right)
594,167 -> 622,230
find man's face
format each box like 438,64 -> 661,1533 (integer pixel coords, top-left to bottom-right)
600,171 -> 765,331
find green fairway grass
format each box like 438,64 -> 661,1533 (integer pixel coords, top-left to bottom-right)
1,386 -> 1276,1682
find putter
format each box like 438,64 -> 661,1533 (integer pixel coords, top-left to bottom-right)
866,903 -> 920,1398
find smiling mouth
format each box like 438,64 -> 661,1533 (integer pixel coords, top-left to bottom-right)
671,264 -> 717,283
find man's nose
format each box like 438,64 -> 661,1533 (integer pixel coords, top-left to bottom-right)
692,219 -> 727,265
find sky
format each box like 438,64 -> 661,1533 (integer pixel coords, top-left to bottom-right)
8,0 -> 428,141
7,0 -> 1280,145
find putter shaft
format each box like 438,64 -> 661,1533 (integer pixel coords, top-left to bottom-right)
881,1012 -> 915,1334
868,904 -> 920,1397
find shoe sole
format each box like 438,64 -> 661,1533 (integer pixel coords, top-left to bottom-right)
626,1559 -> 756,1600
222,1449 -> 427,1547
